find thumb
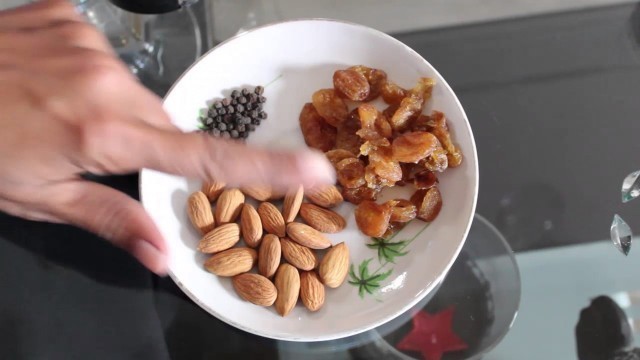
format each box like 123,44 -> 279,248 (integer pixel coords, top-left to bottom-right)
48,181 -> 168,275
98,122 -> 336,191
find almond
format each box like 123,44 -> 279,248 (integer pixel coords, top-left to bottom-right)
258,202 -> 286,237
318,242 -> 350,288
232,273 -> 277,306
202,180 -> 226,201
197,223 -> 240,253
204,247 -> 257,277
282,185 -> 304,223
300,271 -> 325,312
286,222 -> 332,249
280,237 -> 317,271
215,189 -> 244,224
258,234 -> 281,278
240,204 -> 263,248
241,185 -> 272,201
306,185 -> 343,208
187,191 -> 215,234
299,203 -> 346,233
274,263 -> 300,316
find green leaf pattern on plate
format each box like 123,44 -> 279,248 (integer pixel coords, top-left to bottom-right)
349,222 -> 429,299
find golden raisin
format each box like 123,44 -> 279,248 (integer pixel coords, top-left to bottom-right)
366,145 -> 402,187
356,104 -> 392,142
410,187 -> 443,222
336,109 -> 364,155
356,104 -> 380,141
410,114 -> 434,132
349,65 -> 388,101
423,148 -> 448,172
325,149 -> 357,168
414,170 -> 438,189
383,103 -> 400,120
333,69 -> 370,101
299,103 -> 337,152
354,200 -> 393,237
429,111 -> 463,167
342,186 -> 380,205
397,162 -> 417,185
376,112 -> 393,139
381,81 -> 408,105
389,199 -> 417,223
311,89 -> 348,127
390,78 -> 435,131
392,131 -> 439,163
336,157 -> 366,189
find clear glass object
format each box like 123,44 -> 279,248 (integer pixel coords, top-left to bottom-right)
622,171 -> 640,203
611,214 -> 633,256
73,0 -> 202,95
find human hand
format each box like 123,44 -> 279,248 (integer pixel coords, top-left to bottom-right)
0,0 -> 335,274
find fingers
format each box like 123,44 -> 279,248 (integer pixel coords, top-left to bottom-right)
125,83 -> 178,131
93,123 -> 336,190
45,181 -> 168,275
0,0 -> 80,31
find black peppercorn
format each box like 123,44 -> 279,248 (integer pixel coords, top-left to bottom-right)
242,88 -> 250,96
230,130 -> 239,138
237,124 -> 246,132
213,101 -> 222,109
218,108 -> 226,116
231,90 -> 240,98
249,93 -> 257,103
221,131 -> 230,139
218,123 -> 227,131
248,124 -> 256,131
205,117 -> 214,125
238,96 -> 247,104
236,104 -> 244,113
222,98 -> 230,107
259,111 -> 267,120
208,108 -> 218,117
212,128 -> 221,136
254,86 -> 264,95
257,95 -> 266,103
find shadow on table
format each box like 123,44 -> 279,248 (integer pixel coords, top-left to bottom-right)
153,276 -> 281,360
0,174 -> 152,289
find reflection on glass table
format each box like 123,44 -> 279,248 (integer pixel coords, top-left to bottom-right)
277,214 -> 520,360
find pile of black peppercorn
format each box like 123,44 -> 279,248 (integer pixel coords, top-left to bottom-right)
199,86 -> 267,139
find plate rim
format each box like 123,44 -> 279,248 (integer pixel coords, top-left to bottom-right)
140,17 -> 479,342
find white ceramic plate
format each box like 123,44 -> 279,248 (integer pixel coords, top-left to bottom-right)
140,19 -> 478,342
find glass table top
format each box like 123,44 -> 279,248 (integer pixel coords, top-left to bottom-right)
2,1 -> 640,359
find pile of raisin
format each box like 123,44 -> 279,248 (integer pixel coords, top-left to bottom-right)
199,86 -> 268,139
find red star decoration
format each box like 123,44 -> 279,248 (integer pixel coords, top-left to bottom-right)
396,306 -> 468,360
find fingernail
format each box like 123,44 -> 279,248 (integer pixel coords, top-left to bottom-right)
297,150 -> 336,186
133,239 -> 169,276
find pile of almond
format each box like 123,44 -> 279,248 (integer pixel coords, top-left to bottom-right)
187,182 -> 350,316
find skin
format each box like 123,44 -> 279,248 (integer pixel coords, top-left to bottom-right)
0,0 -> 335,275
